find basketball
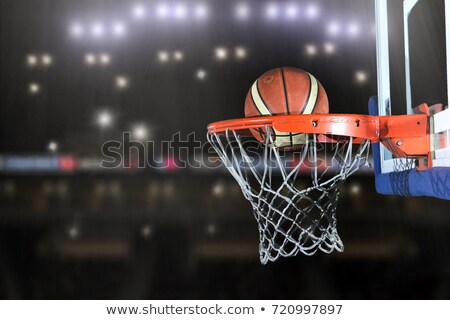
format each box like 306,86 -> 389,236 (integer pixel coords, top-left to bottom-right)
244,67 -> 329,148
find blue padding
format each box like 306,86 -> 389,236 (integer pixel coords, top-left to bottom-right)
376,168 -> 450,200
368,96 -> 450,200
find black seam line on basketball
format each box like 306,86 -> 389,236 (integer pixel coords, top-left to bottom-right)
256,79 -> 274,115
280,67 -> 293,148
252,128 -> 265,142
300,73 -> 313,114
257,132 -> 303,137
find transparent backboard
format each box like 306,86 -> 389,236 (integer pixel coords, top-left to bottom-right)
371,0 -> 450,200
375,0 -> 450,173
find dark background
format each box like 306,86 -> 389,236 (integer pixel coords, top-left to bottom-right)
1,0 -> 449,299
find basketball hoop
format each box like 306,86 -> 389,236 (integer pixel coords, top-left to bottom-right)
207,113 -> 430,264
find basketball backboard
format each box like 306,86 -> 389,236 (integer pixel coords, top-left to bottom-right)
371,0 -> 450,198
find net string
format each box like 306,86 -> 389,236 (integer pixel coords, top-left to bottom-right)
207,127 -> 371,264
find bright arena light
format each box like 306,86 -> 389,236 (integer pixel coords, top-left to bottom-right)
305,44 -> 317,56
84,53 -> 96,65
347,22 -> 360,37
156,3 -> 169,19
115,76 -> 129,89
29,82 -> 40,94
206,224 -> 217,235
174,4 -> 187,20
47,141 -> 58,152
265,2 -> 280,20
112,22 -> 126,37
173,51 -> 184,61
194,4 -> 208,20
305,3 -> 319,19
196,69 -> 207,80
286,3 -> 299,19
99,53 -> 111,65
140,224 -> 153,239
235,46 -> 247,59
157,51 -> 170,63
91,23 -> 104,37
212,182 -> 225,196
67,226 -> 79,240
132,4 -> 146,19
27,55 -> 38,66
327,21 -> 341,36
350,183 -> 361,195
324,42 -> 336,54
355,70 -> 368,83
214,47 -> 228,60
41,54 -> 53,66
235,3 -> 250,20
133,125 -> 149,140
69,22 -> 84,37
97,110 -> 113,128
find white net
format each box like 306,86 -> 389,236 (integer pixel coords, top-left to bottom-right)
208,126 -> 371,264
389,158 -> 416,196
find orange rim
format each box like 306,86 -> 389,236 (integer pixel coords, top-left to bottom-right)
208,114 -> 428,141
207,113 -> 431,166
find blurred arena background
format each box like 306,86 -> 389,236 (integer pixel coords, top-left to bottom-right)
1,0 -> 449,299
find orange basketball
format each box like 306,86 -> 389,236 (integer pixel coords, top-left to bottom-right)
244,67 -> 329,148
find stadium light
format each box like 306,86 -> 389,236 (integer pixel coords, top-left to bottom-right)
157,51 -> 170,63
47,140 -> 58,152
355,70 -> 368,83
115,76 -> 129,89
140,224 -> 153,239
350,183 -> 361,195
305,3 -> 319,19
324,42 -> 336,54
212,181 -> 225,196
67,225 -> 79,239
173,51 -> 184,61
91,23 -> 104,38
132,125 -> 149,140
347,22 -> 360,37
265,2 -> 279,20
156,3 -> 169,19
214,47 -> 228,60
69,22 -> 84,38
206,224 -> 217,235
41,54 -> 53,66
196,69 -> 207,80
235,3 -> 250,21
235,46 -> 247,59
26,54 -> 38,66
194,3 -> 208,20
29,82 -> 40,94
305,44 -> 317,56
112,22 -> 126,37
99,53 -> 111,65
132,4 -> 146,19
285,3 -> 299,19
84,53 -> 96,65
97,110 -> 113,128
327,21 -> 341,37
174,3 -> 187,20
